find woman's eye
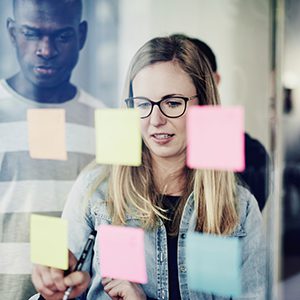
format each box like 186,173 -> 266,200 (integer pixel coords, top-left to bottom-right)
165,100 -> 183,108
137,102 -> 151,109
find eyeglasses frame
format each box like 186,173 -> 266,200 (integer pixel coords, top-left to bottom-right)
124,94 -> 198,119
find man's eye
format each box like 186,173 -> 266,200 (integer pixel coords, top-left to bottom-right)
56,33 -> 74,42
22,31 -> 40,40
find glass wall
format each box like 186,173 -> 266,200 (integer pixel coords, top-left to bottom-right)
1,0 -> 298,299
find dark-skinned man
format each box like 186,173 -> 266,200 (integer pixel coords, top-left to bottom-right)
0,1 -> 105,299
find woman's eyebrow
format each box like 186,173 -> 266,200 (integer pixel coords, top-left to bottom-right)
161,94 -> 184,100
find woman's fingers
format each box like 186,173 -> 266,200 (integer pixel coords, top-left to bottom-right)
101,277 -> 113,286
64,271 -> 91,298
103,279 -> 147,300
50,267 -> 66,292
32,265 -> 55,296
103,279 -> 123,293
68,249 -> 79,272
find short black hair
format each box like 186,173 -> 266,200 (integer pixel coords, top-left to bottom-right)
170,33 -> 218,72
13,0 -> 83,21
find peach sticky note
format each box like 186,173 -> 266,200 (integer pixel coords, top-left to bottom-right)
30,214 -> 68,270
95,109 -> 141,166
27,109 -> 67,160
187,106 -> 245,171
98,225 -> 147,283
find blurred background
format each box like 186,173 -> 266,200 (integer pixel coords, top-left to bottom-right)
0,0 -> 298,299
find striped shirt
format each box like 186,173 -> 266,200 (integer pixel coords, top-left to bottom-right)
0,79 -> 105,300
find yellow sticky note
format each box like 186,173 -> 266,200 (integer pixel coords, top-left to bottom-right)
95,109 -> 142,166
30,214 -> 68,270
27,109 -> 67,160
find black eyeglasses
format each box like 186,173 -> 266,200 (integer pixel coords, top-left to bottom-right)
124,94 -> 198,119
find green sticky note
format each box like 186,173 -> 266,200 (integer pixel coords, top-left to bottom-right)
95,109 -> 142,166
30,214 -> 68,270
186,232 -> 242,297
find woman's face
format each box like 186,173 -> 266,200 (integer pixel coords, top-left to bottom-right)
132,61 -> 198,162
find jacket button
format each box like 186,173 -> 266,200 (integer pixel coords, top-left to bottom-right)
180,265 -> 186,273
181,233 -> 186,239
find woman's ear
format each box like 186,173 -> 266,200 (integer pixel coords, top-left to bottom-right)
214,72 -> 221,86
7,18 -> 17,47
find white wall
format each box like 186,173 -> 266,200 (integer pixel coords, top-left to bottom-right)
118,0 -> 271,149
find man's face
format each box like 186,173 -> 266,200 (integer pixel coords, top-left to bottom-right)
8,1 -> 86,88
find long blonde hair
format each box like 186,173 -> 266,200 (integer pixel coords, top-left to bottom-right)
90,35 -> 238,235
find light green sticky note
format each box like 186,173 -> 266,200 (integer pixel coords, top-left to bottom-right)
30,214 -> 68,270
95,109 -> 142,166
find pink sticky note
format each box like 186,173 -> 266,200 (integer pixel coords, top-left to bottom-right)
98,225 -> 147,284
187,106 -> 245,171
27,109 -> 67,160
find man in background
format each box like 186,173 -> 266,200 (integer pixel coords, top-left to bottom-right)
171,34 -> 270,211
0,0 -> 104,299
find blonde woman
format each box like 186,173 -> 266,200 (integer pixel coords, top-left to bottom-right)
31,35 -> 266,300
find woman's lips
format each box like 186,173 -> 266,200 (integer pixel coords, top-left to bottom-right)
151,133 -> 175,144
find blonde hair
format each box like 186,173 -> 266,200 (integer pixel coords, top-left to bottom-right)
89,35 -> 238,235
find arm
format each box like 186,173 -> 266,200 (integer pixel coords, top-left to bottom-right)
31,166 -> 100,299
235,192 -> 266,300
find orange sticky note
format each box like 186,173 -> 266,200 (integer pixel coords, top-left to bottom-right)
27,109 -> 67,160
98,225 -> 147,284
187,106 -> 245,171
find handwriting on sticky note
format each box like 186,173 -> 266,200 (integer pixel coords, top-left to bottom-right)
186,232 -> 241,297
27,109 -> 67,160
187,106 -> 245,171
95,109 -> 141,166
30,214 -> 68,270
98,225 -> 147,283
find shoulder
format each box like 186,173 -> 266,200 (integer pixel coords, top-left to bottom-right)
76,88 -> 107,109
62,162 -> 109,219
72,162 -> 108,197
233,185 -> 263,236
245,132 -> 269,162
0,79 -> 14,100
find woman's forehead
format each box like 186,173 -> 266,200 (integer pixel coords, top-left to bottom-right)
133,61 -> 196,97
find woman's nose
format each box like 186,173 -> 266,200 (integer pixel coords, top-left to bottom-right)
149,105 -> 167,127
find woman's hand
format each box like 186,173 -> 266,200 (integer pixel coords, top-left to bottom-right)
31,250 -> 91,300
102,278 -> 146,300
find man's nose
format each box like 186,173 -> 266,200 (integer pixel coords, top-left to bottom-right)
36,36 -> 58,59
149,105 -> 167,127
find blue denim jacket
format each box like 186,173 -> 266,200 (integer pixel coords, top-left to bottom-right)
30,166 -> 266,300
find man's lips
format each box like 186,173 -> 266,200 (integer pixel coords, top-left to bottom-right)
34,66 -> 58,75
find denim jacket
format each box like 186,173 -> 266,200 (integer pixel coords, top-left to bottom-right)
30,166 -> 266,300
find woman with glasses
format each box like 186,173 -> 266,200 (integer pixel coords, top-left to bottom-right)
31,35 -> 266,300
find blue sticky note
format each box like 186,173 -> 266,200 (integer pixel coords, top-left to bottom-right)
186,232 -> 241,297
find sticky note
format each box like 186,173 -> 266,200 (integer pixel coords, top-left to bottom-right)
186,232 -> 241,297
30,214 -> 68,270
27,109 -> 67,160
95,109 -> 142,166
187,106 -> 245,171
98,225 -> 147,283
